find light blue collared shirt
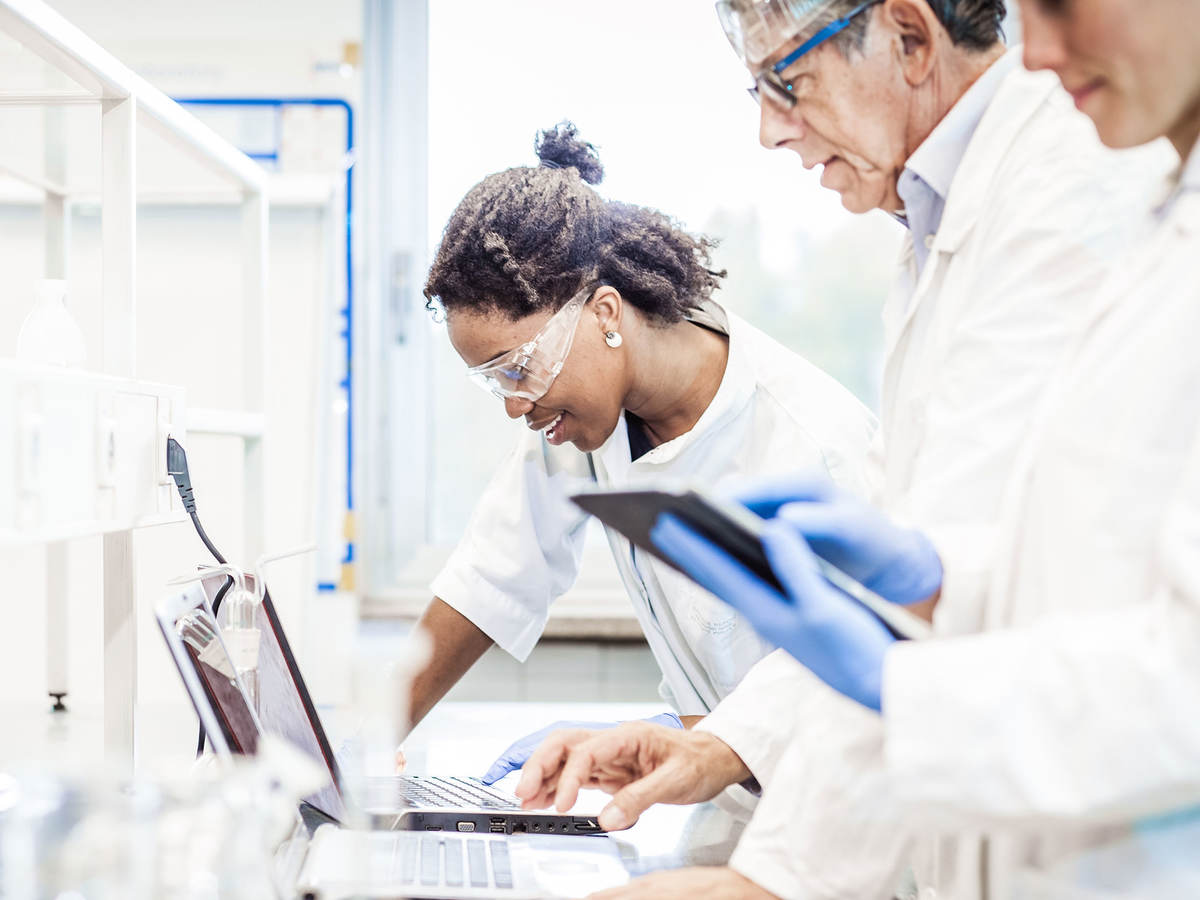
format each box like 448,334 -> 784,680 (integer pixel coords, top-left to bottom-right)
896,49 -> 1021,275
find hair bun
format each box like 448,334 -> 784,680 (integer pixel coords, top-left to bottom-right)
534,121 -> 604,185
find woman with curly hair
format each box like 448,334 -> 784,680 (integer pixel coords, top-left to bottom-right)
410,121 -> 875,787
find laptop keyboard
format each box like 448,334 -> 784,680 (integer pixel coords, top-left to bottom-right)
394,775 -> 520,811
372,832 -> 513,890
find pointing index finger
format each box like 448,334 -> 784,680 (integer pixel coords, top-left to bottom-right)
515,731 -> 570,807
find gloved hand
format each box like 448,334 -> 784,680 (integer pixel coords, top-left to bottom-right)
732,474 -> 943,607
482,712 -> 683,785
650,513 -> 894,711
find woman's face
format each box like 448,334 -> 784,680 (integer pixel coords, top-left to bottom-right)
446,291 -> 630,453
1020,0 -> 1200,153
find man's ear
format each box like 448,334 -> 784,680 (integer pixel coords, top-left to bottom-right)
881,0 -> 938,87
590,285 -> 624,334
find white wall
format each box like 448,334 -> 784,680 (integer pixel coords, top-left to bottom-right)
0,1 -> 360,736
0,202 -> 329,712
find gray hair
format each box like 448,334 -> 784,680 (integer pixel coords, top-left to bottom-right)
813,0 -> 1006,56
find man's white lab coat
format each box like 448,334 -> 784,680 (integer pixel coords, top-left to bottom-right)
430,308 -> 875,716
696,61 -> 1176,898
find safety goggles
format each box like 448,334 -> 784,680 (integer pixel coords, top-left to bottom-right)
716,0 -> 882,109
465,284 -> 595,402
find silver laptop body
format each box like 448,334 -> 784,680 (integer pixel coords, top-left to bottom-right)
157,584 -> 627,899
297,827 -> 628,899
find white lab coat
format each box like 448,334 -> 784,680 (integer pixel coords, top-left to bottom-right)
430,307 -> 875,716
695,60 -> 1176,899
876,142 -> 1200,898
733,143 -> 1200,900
699,55 -> 1168,789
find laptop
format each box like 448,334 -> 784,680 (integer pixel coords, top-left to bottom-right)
157,585 -> 629,899
191,571 -> 602,836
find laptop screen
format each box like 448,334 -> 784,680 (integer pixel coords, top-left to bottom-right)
157,585 -> 261,758
198,573 -> 347,822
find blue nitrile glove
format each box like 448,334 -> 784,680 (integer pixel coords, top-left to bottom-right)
731,474 -> 943,607
651,513 -> 893,711
481,712 -> 683,785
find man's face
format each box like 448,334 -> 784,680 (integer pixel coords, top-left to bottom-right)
1020,0 -> 1200,152
755,21 -> 911,214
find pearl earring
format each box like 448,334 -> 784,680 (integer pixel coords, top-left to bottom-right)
604,330 -> 623,349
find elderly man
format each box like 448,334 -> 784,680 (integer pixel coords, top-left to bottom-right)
514,0 -> 1171,897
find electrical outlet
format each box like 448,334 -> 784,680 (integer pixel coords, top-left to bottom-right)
156,397 -> 175,487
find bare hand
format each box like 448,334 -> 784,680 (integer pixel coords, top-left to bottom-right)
514,721 -> 751,831
587,866 -> 778,899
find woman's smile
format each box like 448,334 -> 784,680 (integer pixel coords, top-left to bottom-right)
527,409 -> 568,443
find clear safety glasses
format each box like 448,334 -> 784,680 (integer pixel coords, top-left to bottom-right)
716,0 -> 882,109
465,284 -> 596,402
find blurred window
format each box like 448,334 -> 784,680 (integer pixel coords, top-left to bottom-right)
423,0 -> 897,546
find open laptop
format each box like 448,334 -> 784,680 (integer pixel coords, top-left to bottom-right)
191,571 -> 602,836
156,582 -> 264,759
158,584 -> 629,899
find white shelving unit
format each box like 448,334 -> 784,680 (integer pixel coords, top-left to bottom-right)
0,0 -> 267,772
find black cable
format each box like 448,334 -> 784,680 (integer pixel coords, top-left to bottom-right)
189,510 -> 225,565
193,509 -> 233,621
189,511 -> 233,614
167,437 -> 233,757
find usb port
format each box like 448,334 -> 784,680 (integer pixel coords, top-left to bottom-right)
456,822 -> 476,833
574,820 -> 599,831
489,824 -> 506,833
488,817 -> 506,826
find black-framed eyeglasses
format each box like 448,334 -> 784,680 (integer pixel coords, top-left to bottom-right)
748,0 -> 883,109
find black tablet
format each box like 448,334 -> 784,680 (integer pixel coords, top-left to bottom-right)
570,486 -> 930,641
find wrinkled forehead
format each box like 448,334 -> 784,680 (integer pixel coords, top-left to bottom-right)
718,0 -> 836,69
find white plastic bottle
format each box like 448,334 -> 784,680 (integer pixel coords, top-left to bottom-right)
15,279 -> 86,367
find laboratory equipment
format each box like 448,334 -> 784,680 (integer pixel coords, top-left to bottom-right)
14,280 -> 86,368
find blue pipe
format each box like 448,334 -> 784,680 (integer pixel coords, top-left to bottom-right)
176,97 -> 356,590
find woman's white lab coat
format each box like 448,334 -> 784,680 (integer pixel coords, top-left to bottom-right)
430,307 -> 875,716
695,61 -> 1176,899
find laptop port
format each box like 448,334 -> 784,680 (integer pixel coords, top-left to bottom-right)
424,825 -> 443,831
489,824 -> 506,833
574,820 -> 599,831
512,823 -> 527,833
489,817 -> 506,826
456,822 -> 476,833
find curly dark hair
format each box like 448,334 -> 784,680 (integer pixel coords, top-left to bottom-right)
424,121 -> 726,324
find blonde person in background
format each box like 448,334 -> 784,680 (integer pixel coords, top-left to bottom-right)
406,122 -> 875,790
